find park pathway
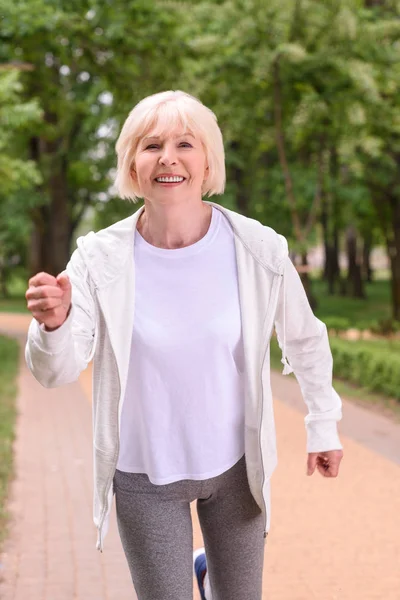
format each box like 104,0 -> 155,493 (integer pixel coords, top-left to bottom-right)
0,313 -> 399,600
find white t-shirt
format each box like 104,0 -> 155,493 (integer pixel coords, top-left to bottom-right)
117,207 -> 245,484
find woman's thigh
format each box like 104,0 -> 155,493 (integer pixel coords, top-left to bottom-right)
196,457 -> 265,600
114,470 -> 200,600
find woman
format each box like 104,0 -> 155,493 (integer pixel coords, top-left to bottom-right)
25,90 -> 343,600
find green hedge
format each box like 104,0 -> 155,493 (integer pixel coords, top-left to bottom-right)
0,335 -> 19,545
330,337 -> 400,400
270,335 -> 400,401
324,316 -> 400,335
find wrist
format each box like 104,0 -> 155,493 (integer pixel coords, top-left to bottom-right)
44,304 -> 72,332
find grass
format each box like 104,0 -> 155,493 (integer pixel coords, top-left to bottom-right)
0,335 -> 19,545
0,297 -> 29,314
0,271 -> 29,314
312,279 -> 392,327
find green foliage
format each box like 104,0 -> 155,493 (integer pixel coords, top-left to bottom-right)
330,337 -> 400,400
323,316 -> 352,333
93,198 -> 141,231
0,335 -> 19,544
1,0 -> 400,314
369,318 -> 400,335
169,0 -> 399,254
0,71 -> 42,195
0,0 -> 188,275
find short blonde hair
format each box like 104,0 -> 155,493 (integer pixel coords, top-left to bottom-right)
115,90 -> 226,201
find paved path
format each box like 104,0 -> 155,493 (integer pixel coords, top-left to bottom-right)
0,313 -> 399,599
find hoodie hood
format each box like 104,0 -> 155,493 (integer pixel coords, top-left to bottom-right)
76,202 -> 288,289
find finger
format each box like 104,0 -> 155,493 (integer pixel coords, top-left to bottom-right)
56,272 -> 71,291
28,297 -> 63,313
307,453 -> 317,476
316,462 -> 331,477
29,272 -> 58,287
31,305 -> 63,323
316,459 -> 340,478
26,285 -> 64,301
327,462 -> 340,477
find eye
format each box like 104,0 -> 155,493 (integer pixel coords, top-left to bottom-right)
179,142 -> 192,148
145,144 -> 159,150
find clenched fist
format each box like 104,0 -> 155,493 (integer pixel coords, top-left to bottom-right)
26,272 -> 72,331
307,449 -> 343,478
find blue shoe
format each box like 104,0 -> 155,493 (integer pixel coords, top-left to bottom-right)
193,547 -> 207,600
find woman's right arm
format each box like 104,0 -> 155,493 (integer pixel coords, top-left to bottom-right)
25,248 -> 97,389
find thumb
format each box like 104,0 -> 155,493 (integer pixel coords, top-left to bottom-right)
56,272 -> 71,293
307,453 -> 317,476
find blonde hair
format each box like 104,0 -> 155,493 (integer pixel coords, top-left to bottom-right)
115,90 -> 226,201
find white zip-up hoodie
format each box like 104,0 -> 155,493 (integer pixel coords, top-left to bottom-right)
25,203 -> 342,551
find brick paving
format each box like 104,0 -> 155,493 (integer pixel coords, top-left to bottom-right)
0,313 -> 399,599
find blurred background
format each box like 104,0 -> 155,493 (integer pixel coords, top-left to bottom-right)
1,2 -> 400,597
2,0 -> 400,397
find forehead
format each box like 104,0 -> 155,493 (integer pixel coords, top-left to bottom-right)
140,107 -> 199,141
142,127 -> 196,142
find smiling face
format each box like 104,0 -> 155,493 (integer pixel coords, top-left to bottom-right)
131,127 -> 209,206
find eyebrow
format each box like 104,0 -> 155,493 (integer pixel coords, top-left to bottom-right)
142,133 -> 195,141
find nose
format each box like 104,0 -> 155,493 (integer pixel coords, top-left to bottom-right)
159,143 -> 178,166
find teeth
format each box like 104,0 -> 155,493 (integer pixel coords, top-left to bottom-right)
156,176 -> 184,183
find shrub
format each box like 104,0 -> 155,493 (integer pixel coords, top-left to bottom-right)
330,338 -> 400,400
0,335 -> 19,545
369,319 -> 400,335
323,316 -> 351,333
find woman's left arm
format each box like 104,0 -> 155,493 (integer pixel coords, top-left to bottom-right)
274,257 -> 343,458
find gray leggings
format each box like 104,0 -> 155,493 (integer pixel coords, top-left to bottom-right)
113,456 -> 265,600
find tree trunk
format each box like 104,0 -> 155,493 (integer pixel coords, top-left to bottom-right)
29,188 -> 72,276
0,266 -> 9,297
28,132 -> 74,277
48,161 -> 72,274
321,197 -> 340,294
362,233 -> 374,283
346,225 -> 365,298
272,59 -> 324,309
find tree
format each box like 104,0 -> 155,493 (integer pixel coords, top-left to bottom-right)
175,0 -> 375,306
0,70 -> 42,295
341,5 -> 400,318
0,0 -> 184,275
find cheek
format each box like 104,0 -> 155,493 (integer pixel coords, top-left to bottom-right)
134,159 -> 152,184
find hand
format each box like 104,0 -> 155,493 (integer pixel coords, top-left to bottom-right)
26,271 -> 72,331
307,449 -> 343,478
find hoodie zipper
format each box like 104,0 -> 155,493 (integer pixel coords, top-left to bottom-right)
258,272 -> 283,537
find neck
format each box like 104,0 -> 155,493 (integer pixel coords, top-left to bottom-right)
137,199 -> 213,249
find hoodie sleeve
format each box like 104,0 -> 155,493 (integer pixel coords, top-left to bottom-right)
274,256 -> 343,453
25,246 -> 97,389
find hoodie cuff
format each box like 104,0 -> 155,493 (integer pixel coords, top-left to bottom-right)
31,306 -> 74,354
306,420 -> 343,453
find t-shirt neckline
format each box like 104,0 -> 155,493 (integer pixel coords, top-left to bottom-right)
135,207 -> 220,257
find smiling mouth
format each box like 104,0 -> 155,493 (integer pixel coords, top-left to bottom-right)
155,176 -> 186,184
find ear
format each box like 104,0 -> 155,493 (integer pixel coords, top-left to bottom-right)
130,166 -> 137,182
